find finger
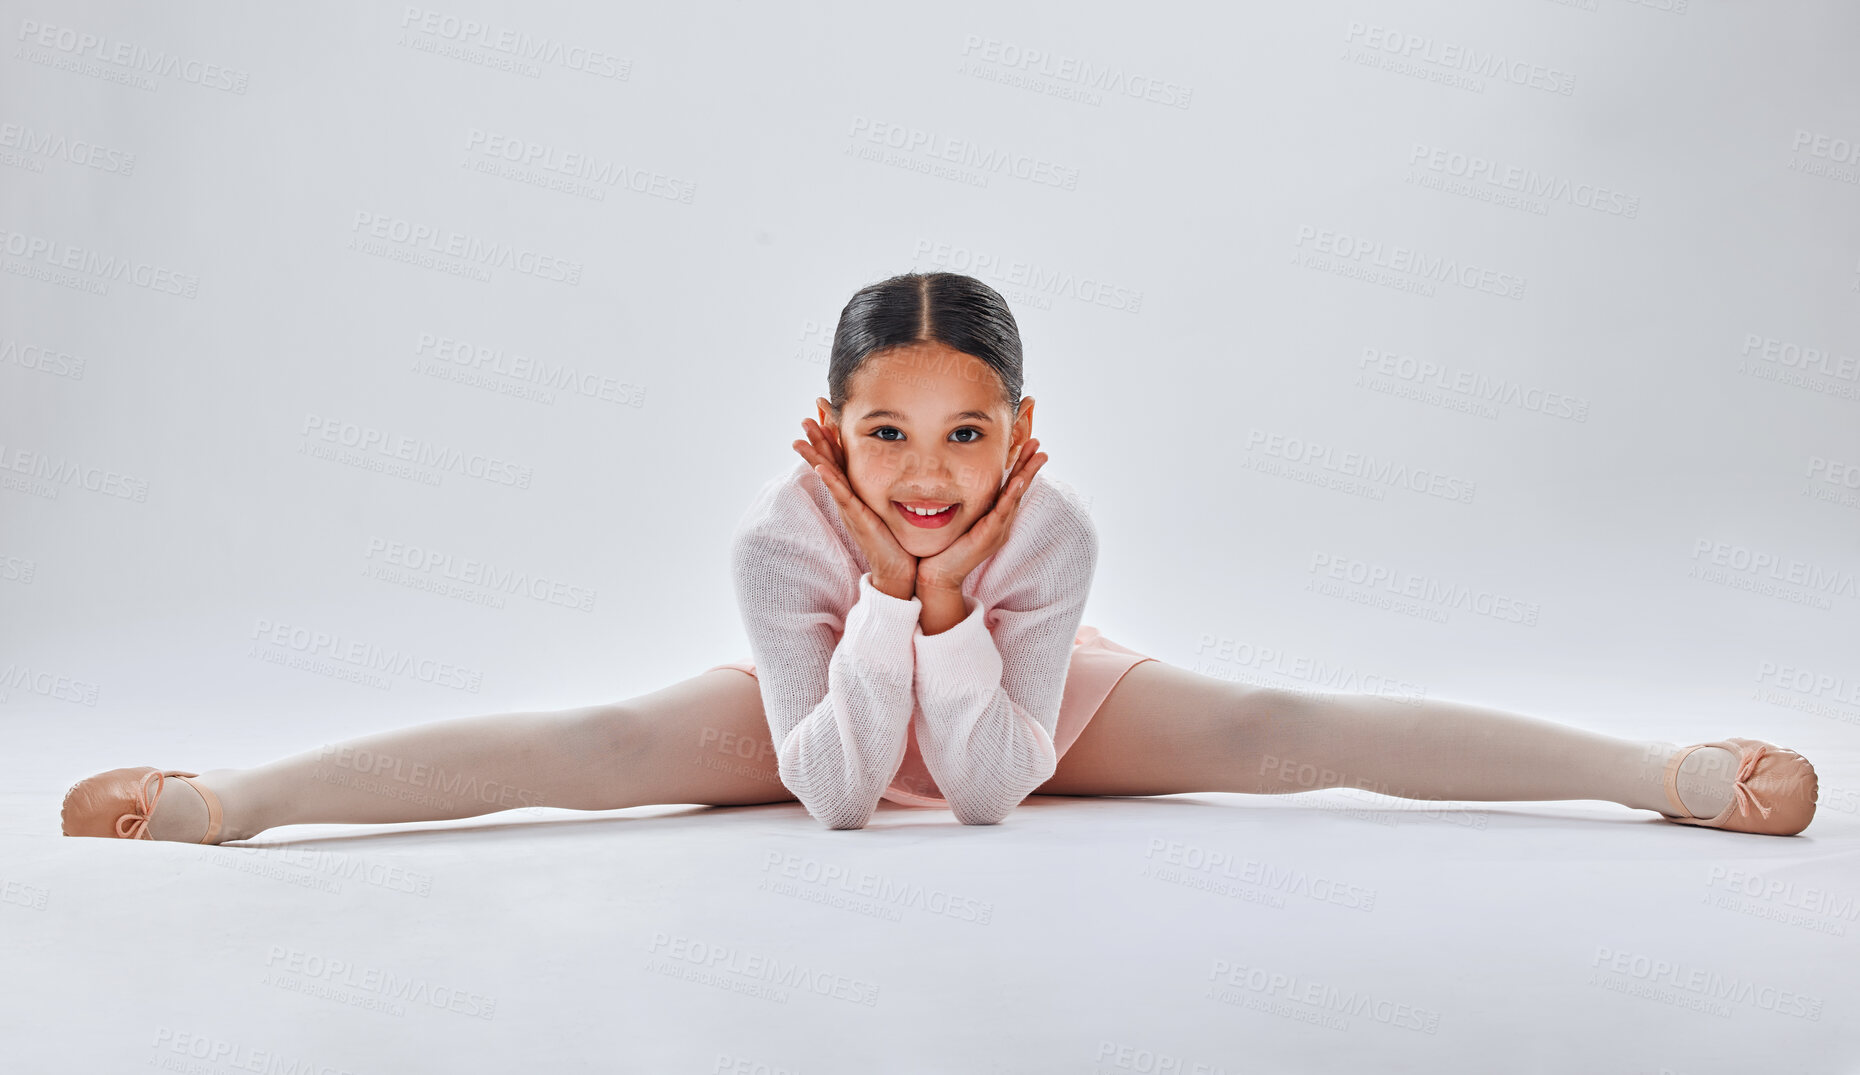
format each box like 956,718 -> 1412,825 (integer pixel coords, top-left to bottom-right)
1019,453 -> 1049,498
800,419 -> 836,468
794,438 -> 845,486
826,426 -> 847,472
1002,452 -> 1048,516
1003,444 -> 1042,496
799,422 -> 857,499
813,462 -> 853,506
795,440 -> 844,497
1021,449 -> 1048,485
804,417 -> 844,472
1003,438 -> 1039,487
974,454 -> 1038,525
795,428 -> 909,572
824,472 -> 882,538
1015,438 -> 1041,478
830,477 -> 912,574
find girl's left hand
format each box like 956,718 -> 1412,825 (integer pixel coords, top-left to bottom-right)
915,437 -> 1047,595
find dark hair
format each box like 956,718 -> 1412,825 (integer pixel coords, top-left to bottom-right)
825,272 -> 1024,418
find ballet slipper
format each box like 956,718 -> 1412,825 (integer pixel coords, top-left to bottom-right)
61,766 -> 223,843
1661,738 -> 1817,837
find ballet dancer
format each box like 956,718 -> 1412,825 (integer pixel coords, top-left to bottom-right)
61,272 -> 1818,842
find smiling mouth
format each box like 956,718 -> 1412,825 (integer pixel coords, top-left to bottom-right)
893,500 -> 959,526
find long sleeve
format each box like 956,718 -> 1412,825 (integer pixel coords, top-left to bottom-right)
909,491 -> 1098,825
730,522 -> 921,830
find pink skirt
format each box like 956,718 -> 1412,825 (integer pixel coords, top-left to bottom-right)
705,624 -> 1157,808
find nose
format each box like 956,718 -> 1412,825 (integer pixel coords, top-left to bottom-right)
897,449 -> 968,498
901,446 -> 954,479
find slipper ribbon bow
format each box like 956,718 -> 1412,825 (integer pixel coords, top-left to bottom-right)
1728,743 -> 1774,820
112,769 -> 169,840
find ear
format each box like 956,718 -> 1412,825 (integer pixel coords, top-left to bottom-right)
1004,396 -> 1035,477
1011,396 -> 1035,455
815,397 -> 842,451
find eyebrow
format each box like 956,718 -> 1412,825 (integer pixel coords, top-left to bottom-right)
857,409 -> 996,424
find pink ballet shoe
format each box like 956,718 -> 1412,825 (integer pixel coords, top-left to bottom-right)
1661,738 -> 1817,837
61,766 -> 223,843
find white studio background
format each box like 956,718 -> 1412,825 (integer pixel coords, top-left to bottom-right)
2,3 -> 1857,792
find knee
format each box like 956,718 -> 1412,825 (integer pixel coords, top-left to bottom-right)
1223,686 -> 1331,792
1219,683 -> 1294,742
570,702 -> 653,766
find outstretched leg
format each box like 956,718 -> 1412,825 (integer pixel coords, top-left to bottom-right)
1037,659 -> 1738,818
142,668 -> 792,843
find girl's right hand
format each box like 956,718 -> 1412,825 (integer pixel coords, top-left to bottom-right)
794,418 -> 918,600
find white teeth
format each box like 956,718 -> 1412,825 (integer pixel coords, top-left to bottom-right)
903,503 -> 953,516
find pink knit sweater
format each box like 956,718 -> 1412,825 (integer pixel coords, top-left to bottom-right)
727,459 -> 1099,829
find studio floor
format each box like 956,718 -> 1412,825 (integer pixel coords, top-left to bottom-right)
3,730 -> 1856,1074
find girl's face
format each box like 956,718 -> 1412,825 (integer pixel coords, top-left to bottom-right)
819,342 -> 1035,558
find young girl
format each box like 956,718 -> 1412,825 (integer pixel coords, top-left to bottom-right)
61,272 -> 1819,843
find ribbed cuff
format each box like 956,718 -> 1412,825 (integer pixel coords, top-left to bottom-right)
838,572 -> 920,690
857,571 -> 919,612
912,593 -> 1003,707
